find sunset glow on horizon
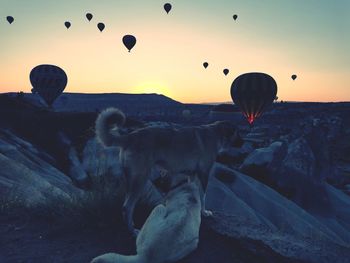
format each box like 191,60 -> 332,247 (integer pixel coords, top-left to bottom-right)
0,0 -> 349,103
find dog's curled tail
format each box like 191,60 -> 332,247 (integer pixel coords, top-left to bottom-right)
95,108 -> 127,147
91,253 -> 143,263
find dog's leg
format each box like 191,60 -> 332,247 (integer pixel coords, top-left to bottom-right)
198,169 -> 213,217
123,171 -> 149,237
123,194 -> 139,237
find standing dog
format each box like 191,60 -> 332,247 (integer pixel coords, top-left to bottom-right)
91,173 -> 202,263
95,108 -> 239,235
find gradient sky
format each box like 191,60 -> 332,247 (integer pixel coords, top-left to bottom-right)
0,0 -> 349,103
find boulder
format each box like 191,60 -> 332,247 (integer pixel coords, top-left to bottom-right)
68,147 -> 89,186
216,147 -> 247,166
82,138 -> 122,180
82,137 -> 162,206
240,141 -> 255,155
276,137 -> 334,215
239,141 -> 287,186
0,129 -> 82,209
206,164 -> 350,263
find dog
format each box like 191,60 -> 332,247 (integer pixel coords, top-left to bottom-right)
91,173 -> 202,263
95,108 -> 240,235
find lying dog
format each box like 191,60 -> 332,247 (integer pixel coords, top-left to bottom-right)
95,108 -> 239,235
91,173 -> 202,263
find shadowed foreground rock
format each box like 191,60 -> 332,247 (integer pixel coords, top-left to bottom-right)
207,164 -> 350,263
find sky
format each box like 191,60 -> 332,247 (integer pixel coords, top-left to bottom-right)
0,0 -> 349,103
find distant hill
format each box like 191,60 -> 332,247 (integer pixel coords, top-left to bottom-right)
4,92 -> 213,124
7,92 -> 184,114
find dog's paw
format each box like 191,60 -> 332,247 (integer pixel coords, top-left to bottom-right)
201,209 -> 213,217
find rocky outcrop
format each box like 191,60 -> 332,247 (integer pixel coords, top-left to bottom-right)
239,141 -> 287,185
206,164 -> 350,263
0,129 -> 82,208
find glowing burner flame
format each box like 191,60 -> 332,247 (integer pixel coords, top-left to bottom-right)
247,115 -> 255,124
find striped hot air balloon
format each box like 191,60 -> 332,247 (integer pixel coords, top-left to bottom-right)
230,72 -> 277,125
30,64 -> 68,107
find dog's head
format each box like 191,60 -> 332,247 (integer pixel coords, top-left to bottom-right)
214,121 -> 243,149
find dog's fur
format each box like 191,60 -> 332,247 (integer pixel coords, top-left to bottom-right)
91,174 -> 202,263
95,108 -> 239,235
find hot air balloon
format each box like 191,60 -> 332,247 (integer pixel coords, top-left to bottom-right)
64,21 -> 71,29
203,62 -> 209,69
291,74 -> 297,80
223,69 -> 229,76
164,3 -> 172,14
233,14 -> 238,21
230,72 -> 277,125
30,64 -> 68,107
97,23 -> 105,32
122,35 -> 137,52
86,13 -> 93,21
6,16 -> 14,24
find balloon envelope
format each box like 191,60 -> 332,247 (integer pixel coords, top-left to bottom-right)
233,14 -> 238,20
86,13 -> 93,21
30,65 -> 68,107
64,21 -> 71,29
203,62 -> 209,69
164,3 -> 172,14
122,35 -> 137,52
291,74 -> 297,80
6,16 -> 14,24
97,23 -> 105,32
230,72 -> 277,124
223,69 -> 229,76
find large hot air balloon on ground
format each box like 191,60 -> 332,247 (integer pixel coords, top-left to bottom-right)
122,35 -> 137,52
6,16 -> 14,24
30,65 -> 68,107
230,72 -> 277,125
164,3 -> 172,14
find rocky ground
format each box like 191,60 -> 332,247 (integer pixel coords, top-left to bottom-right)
1,93 -> 350,263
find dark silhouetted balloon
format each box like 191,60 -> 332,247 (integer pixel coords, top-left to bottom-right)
230,72 -> 277,125
6,16 -> 14,24
291,74 -> 297,80
203,62 -> 209,69
86,13 -> 93,21
64,21 -> 71,29
233,14 -> 238,21
30,64 -> 68,107
223,69 -> 229,76
97,23 -> 105,32
164,3 -> 172,14
122,35 -> 137,52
